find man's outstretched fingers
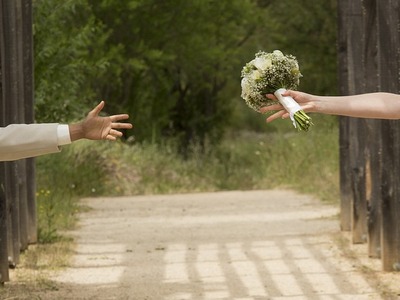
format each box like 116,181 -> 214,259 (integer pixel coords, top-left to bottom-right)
111,114 -> 130,122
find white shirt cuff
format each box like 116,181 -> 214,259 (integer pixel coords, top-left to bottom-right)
57,124 -> 71,146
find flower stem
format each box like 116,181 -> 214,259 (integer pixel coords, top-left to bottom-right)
293,110 -> 313,131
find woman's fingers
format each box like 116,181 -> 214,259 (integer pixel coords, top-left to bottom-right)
259,103 -> 283,114
265,111 -> 286,123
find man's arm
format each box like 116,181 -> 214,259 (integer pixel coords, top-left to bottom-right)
0,123 -> 61,161
0,101 -> 132,162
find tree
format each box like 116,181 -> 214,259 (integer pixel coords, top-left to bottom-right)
33,0 -> 112,122
90,0 -> 263,153
33,0 -> 338,149
259,0 -> 338,95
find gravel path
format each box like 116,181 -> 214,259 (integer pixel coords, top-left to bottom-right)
40,190 -> 386,299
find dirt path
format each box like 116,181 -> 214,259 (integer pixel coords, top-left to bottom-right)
38,190 -> 396,299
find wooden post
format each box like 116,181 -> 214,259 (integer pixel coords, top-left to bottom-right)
338,0 -> 369,242
337,0 -> 352,232
0,5 -> 9,278
5,164 -> 20,267
13,0 -> 29,253
366,119 -> 382,258
22,0 -> 36,245
338,119 -> 351,231
377,0 -> 400,271
0,0 -> 35,280
346,0 -> 369,244
348,118 -> 368,244
0,0 -> 8,283
1,0 -> 22,266
360,0 -> 382,258
380,120 -> 400,271
0,166 -> 8,282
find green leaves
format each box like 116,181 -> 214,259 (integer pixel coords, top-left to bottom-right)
85,0 -> 264,151
33,0 -> 337,148
34,0 -> 111,122
259,0 -> 338,95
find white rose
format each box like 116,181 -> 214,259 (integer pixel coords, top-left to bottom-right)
273,50 -> 284,56
241,78 -> 251,96
251,70 -> 262,80
253,57 -> 272,71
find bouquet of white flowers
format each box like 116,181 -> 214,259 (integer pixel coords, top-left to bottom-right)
240,50 -> 313,131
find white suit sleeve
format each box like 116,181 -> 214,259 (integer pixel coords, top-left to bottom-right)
0,123 -> 71,161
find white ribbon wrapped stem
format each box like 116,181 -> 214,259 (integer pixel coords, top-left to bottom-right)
274,88 -> 302,128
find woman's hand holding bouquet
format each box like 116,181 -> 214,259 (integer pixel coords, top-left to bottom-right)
260,90 -> 318,123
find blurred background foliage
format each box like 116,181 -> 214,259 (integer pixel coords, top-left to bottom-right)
32,0 -> 339,241
33,0 -> 338,146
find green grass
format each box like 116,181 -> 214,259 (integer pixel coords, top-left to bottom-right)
35,113 -> 339,243
8,114 -> 338,297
